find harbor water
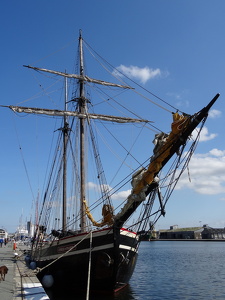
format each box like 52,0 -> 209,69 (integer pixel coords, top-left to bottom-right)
48,241 -> 225,299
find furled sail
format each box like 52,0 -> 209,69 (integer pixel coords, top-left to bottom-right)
24,65 -> 133,89
132,112 -> 190,194
6,105 -> 151,124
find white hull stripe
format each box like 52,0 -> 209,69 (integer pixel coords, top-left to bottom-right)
120,230 -> 137,239
119,244 -> 138,253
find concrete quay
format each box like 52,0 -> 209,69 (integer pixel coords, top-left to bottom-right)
0,242 -> 49,300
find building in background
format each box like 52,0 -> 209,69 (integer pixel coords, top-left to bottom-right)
158,224 -> 225,240
201,226 -> 225,239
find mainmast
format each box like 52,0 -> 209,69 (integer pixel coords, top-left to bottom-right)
62,76 -> 69,231
79,31 -> 87,231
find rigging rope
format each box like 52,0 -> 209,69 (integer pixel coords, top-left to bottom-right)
12,114 -> 36,204
86,231 -> 92,300
83,38 -> 179,114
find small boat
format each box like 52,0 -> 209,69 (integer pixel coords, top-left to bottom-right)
2,31 -> 220,293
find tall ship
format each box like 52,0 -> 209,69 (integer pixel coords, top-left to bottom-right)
2,32 -> 220,293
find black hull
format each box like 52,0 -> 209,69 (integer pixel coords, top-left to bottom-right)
32,227 -> 139,292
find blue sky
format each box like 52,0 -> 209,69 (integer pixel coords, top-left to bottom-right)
1,1 -> 225,233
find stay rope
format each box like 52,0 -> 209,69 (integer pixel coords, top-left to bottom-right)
83,38 -> 180,114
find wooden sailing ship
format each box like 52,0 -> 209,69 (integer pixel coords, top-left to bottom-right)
2,32 -> 220,293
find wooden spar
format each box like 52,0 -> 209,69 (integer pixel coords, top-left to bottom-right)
5,105 -> 150,123
114,93 -> 220,228
23,66 -> 132,89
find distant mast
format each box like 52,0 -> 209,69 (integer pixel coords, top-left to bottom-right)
79,31 -> 87,231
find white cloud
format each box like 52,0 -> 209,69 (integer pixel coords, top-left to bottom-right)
208,109 -> 222,119
176,149 -> 225,195
87,182 -> 98,190
87,181 -> 110,191
87,181 -> 130,201
113,65 -> 165,84
209,148 -> 225,157
192,126 -> 217,142
111,189 -> 131,201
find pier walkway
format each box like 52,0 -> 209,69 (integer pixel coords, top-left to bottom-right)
0,242 -> 49,300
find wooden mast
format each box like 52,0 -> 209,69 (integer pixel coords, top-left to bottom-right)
79,31 -> 87,231
62,76 -> 69,231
